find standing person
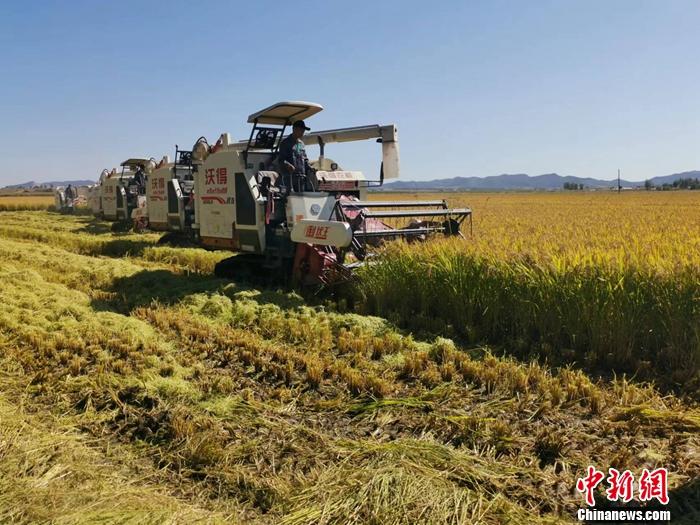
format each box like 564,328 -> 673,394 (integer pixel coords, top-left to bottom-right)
64,184 -> 75,204
133,166 -> 146,194
277,120 -> 311,193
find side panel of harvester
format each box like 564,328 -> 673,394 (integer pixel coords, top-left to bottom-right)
166,167 -> 195,231
101,179 -> 120,220
89,171 -> 108,216
88,186 -> 101,215
54,188 -> 66,209
102,175 -> 132,220
194,149 -> 238,249
146,164 -> 173,230
194,149 -> 268,253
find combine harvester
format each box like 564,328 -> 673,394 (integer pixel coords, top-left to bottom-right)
54,184 -> 88,213
142,150 -> 195,233
100,159 -> 150,222
176,101 -> 472,286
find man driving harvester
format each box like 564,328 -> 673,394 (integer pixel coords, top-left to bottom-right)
278,119 -> 315,193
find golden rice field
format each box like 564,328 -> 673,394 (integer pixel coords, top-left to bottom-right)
380,191 -> 700,270
0,193 -> 698,524
0,193 -> 54,211
361,191 -> 700,391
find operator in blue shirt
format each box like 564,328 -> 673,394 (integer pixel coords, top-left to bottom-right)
278,119 -> 312,193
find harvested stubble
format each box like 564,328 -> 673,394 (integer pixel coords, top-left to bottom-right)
0,207 -> 697,524
0,211 -> 229,273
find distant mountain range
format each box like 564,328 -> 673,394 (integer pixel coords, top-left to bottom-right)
380,171 -> 700,191
2,180 -> 95,189
3,170 -> 700,192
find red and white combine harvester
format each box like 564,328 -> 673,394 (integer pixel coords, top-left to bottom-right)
92,159 -> 150,222
141,152 -> 194,232
189,102 -> 471,285
145,101 -> 472,286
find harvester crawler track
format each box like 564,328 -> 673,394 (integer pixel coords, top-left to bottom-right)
214,253 -> 294,287
214,254 -> 263,280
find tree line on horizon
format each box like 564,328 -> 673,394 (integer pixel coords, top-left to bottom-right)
645,177 -> 700,191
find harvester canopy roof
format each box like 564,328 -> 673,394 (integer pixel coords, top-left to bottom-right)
120,158 -> 150,169
247,101 -> 323,125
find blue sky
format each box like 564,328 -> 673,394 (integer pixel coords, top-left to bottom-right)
1,0 -> 698,185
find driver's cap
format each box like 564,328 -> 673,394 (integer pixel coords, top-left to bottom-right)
292,120 -> 310,130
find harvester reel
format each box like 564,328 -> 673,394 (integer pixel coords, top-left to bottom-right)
332,198 -> 472,261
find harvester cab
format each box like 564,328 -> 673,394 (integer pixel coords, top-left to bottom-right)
191,101 -> 472,286
102,159 -> 151,221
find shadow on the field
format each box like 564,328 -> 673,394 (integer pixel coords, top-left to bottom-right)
73,217 -> 114,235
667,476 -> 700,524
90,268 -> 306,314
97,239 -> 159,258
91,269 -> 225,313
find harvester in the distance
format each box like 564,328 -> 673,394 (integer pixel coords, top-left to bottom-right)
100,159 -> 150,222
188,101 -> 472,287
142,150 -> 195,233
54,184 -> 87,213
